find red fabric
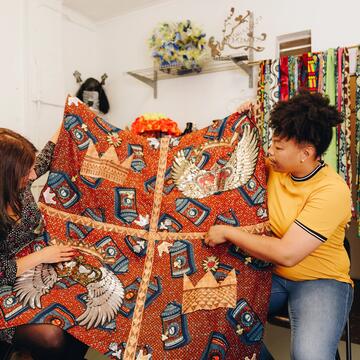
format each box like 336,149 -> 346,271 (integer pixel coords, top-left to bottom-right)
298,54 -> 309,91
279,56 -> 289,101
0,98 -> 271,359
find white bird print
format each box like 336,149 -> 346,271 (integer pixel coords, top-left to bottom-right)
171,125 -> 259,198
14,261 -> 124,330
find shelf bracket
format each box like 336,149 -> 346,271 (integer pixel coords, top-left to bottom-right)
127,70 -> 158,98
231,59 -> 254,88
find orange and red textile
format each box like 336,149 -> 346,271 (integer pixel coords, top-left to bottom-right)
0,97 -> 271,360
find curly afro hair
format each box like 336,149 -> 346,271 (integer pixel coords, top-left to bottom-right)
269,90 -> 343,157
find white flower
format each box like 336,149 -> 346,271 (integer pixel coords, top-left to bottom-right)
136,350 -> 152,360
134,214 -> 149,227
43,187 -> 56,205
157,241 -> 172,257
67,97 -> 80,107
159,222 -> 167,230
147,138 -> 160,149
170,137 -> 180,147
112,350 -> 122,359
133,240 -> 146,253
108,342 -> 118,351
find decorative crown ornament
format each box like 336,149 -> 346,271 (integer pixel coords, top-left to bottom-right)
182,269 -> 237,314
80,142 -> 133,184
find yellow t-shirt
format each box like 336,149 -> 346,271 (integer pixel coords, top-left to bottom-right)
267,160 -> 352,285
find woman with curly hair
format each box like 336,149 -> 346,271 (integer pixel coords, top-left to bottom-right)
205,91 -> 353,360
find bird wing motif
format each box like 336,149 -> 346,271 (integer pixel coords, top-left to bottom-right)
171,125 -> 259,198
13,263 -> 58,309
171,149 -> 209,198
76,267 -> 124,329
222,124 -> 260,190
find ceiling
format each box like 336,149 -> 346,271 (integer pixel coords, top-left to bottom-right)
63,0 -> 171,22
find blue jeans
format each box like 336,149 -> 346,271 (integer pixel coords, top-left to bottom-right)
260,274 -> 353,360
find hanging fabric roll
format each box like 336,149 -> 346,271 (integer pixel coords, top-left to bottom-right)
307,52 -> 319,93
288,56 -> 297,97
279,56 -> 289,100
298,53 -> 308,90
340,48 -> 352,188
317,53 -> 325,93
337,47 -> 346,179
267,58 -> 280,149
323,48 -> 337,170
263,60 -> 272,154
355,47 -> 360,237
255,60 -> 266,134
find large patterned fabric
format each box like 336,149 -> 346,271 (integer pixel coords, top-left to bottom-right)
0,97 -> 271,359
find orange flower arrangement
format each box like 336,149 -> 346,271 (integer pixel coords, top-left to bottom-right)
131,113 -> 182,137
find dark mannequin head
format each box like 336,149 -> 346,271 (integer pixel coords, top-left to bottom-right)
76,78 -> 110,114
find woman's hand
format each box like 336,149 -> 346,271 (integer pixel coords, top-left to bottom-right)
16,244 -> 76,277
204,225 -> 229,247
38,245 -> 75,263
236,100 -> 255,114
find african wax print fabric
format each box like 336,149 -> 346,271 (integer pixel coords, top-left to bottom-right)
0,97 -> 272,360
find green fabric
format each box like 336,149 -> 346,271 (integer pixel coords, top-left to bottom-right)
323,48 -> 337,169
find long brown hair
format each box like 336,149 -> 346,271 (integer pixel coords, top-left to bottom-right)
0,128 -> 37,233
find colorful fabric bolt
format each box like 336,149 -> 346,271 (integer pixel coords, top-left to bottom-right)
279,56 -> 289,101
356,48 -> 360,237
307,53 -> 317,93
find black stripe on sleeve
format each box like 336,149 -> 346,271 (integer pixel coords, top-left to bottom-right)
294,220 -> 327,242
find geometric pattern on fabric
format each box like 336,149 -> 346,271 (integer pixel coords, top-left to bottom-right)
0,97 -> 272,360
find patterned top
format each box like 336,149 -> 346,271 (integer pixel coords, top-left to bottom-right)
0,141 -> 55,342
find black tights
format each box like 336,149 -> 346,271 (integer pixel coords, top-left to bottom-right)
13,324 -> 88,360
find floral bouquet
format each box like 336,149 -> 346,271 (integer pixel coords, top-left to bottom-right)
131,113 -> 182,137
148,20 -> 207,75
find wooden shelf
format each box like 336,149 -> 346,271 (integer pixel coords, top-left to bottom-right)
127,58 -> 257,99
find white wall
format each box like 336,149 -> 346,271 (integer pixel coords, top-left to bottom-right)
25,0 -> 100,148
0,0 -> 26,134
62,7 -> 100,99
0,0 -> 100,198
97,0 -> 359,130
0,0 -> 99,148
